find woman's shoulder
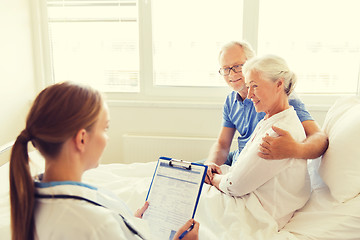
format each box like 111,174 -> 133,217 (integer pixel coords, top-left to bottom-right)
273,107 -> 306,140
35,201 -> 126,239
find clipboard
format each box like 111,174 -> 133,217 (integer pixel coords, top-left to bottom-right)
142,157 -> 207,240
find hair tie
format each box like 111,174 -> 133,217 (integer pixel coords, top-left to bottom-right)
18,129 -> 32,144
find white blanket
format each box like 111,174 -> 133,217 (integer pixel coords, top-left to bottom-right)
82,162 -> 297,240
1,154 -> 360,239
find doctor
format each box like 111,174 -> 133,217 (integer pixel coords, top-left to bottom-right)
9,82 -> 199,240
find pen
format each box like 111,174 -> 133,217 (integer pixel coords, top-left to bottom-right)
179,224 -> 194,240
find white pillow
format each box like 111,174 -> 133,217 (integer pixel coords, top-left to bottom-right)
319,96 -> 360,202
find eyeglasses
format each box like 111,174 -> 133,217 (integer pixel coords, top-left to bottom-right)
218,64 -> 244,76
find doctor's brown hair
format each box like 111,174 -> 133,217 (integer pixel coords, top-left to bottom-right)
9,82 -> 103,240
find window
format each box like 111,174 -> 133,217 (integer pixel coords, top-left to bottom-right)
151,0 -> 243,87
45,0 -> 243,94
41,0 -> 360,99
257,0 -> 360,94
46,0 -> 140,92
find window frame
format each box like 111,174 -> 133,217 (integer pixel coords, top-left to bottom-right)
32,0 -> 360,107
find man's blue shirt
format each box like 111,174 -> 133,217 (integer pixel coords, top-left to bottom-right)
222,91 -> 313,165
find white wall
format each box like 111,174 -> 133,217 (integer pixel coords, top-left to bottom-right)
0,0 -> 37,148
102,101 -> 225,163
101,100 -> 330,164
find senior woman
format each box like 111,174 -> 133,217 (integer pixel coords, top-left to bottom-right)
210,55 -> 311,229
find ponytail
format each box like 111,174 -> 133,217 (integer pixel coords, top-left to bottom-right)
284,72 -> 297,96
10,130 -> 35,240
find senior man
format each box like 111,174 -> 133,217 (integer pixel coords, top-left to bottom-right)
205,41 -> 328,183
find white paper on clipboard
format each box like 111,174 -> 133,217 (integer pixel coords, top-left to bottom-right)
142,157 -> 207,240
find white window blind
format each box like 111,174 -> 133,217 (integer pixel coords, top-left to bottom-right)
151,0 -> 243,87
46,0 -> 139,92
258,0 -> 360,94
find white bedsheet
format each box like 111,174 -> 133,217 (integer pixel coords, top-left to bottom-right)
283,158 -> 360,240
1,153 -> 360,239
284,186 -> 360,240
82,162 -> 297,240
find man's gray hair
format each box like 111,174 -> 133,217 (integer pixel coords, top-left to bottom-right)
218,41 -> 255,61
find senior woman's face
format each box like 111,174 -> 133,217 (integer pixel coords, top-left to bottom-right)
246,71 -> 280,116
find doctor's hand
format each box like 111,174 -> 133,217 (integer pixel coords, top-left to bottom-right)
258,126 -> 299,160
134,201 -> 149,218
204,163 -> 222,184
173,219 -> 199,240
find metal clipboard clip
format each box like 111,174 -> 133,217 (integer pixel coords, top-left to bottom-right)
169,159 -> 192,170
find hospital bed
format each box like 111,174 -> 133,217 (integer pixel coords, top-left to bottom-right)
1,96 -> 359,239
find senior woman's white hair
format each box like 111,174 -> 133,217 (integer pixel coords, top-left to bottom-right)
242,54 -> 297,96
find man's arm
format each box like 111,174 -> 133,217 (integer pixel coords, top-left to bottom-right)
258,120 -> 329,160
204,127 -> 235,184
205,126 -> 236,166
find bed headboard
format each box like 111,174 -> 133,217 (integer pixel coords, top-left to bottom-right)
0,141 -> 14,166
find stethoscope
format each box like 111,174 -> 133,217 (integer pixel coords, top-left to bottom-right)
35,193 -> 146,240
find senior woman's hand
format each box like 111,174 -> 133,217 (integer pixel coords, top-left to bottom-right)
210,173 -> 223,191
204,163 -> 222,184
